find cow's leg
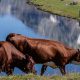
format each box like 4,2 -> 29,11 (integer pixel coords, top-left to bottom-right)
0,67 -> 2,72
6,69 -> 12,75
31,66 -> 37,75
40,65 -> 47,75
6,69 -> 13,75
5,64 -> 13,75
0,66 -> 2,73
59,66 -> 66,75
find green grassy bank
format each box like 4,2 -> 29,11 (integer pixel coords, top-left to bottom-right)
30,0 -> 80,20
0,73 -> 80,80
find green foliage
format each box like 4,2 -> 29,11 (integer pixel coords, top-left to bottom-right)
30,0 -> 80,19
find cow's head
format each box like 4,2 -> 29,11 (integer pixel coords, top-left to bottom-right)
74,49 -> 80,62
21,55 -> 35,74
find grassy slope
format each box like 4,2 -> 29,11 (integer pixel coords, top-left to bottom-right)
30,0 -> 80,19
0,73 -> 80,80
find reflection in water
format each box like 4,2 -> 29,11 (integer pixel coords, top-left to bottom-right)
22,9 -> 80,48
0,0 -> 80,75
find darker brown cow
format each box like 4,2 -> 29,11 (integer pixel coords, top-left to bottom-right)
6,33 -> 80,75
0,41 -> 34,75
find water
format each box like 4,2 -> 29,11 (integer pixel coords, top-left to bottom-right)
0,0 -> 80,76
22,7 -> 80,48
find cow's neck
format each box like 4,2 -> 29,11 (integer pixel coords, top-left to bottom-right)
67,49 -> 78,64
68,51 -> 80,65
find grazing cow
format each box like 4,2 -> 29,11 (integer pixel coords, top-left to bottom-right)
6,33 -> 80,75
0,41 -> 34,75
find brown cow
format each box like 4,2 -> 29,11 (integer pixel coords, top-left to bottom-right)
6,33 -> 80,75
0,41 -> 34,75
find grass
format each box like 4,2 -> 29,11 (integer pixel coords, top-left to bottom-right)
0,74 -> 50,80
30,0 -> 80,20
0,73 -> 80,80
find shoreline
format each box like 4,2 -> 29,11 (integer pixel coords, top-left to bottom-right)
27,1 -> 80,21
